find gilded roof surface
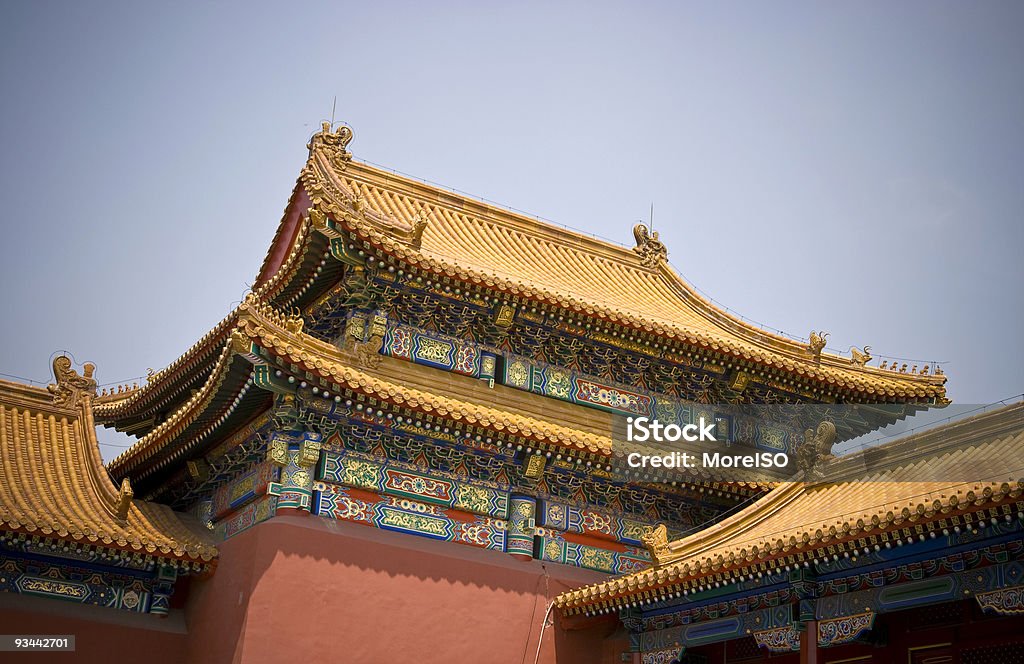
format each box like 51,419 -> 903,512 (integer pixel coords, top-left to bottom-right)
0,374 -> 217,565
555,402 -> 1024,612
295,125 -> 946,401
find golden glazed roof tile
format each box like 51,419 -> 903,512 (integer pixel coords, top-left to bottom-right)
294,125 -> 946,401
554,403 -> 1024,613
0,369 -> 217,566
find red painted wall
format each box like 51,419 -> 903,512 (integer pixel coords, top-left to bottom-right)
12,518 -> 1024,663
0,593 -> 186,664
184,514 -> 630,664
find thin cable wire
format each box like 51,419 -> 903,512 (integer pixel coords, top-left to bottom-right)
98,441 -> 136,449
0,371 -> 47,386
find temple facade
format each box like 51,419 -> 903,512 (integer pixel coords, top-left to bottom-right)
3,123 -> 1013,664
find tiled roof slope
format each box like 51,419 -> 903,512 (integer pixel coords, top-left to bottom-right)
555,402 -> 1024,613
292,124 -> 946,401
0,369 -> 217,567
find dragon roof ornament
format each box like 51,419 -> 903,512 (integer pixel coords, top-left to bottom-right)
308,121 -> 353,168
632,223 -> 668,267
48,355 -> 97,409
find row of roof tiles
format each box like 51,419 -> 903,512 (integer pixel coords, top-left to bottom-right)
0,377 -> 217,567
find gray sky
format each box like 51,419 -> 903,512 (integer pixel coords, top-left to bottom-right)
1,2 -> 1021,460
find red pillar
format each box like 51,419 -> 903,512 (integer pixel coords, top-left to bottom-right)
800,621 -> 819,664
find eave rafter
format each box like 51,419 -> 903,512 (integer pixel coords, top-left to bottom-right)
110,297 -> 767,500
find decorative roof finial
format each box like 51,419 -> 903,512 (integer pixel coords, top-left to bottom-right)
808,331 -> 829,362
116,478 -> 134,522
849,345 -> 872,367
641,523 -> 670,567
410,208 -> 430,248
632,224 -> 668,267
47,356 -> 97,408
796,420 -> 837,479
285,308 -> 305,334
308,121 -> 354,169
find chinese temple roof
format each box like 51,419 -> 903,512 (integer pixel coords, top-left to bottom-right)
285,124 -> 946,402
0,365 -> 217,569
555,402 -> 1024,614
96,125 -> 947,446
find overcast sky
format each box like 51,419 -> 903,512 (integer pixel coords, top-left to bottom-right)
1,2 -> 1021,459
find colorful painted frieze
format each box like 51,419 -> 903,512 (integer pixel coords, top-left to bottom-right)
215,494 -> 278,540
211,461 -> 277,519
538,499 -> 658,546
976,585 -> 1024,615
382,323 -> 482,376
756,422 -> 788,451
314,484 -> 506,551
501,353 -> 753,447
535,529 -> 649,575
574,378 -> 653,416
318,449 -> 509,519
639,607 -> 792,652
0,558 -> 159,613
504,354 -> 665,418
377,321 -> 800,451
641,647 -> 685,664
817,612 -> 874,647
752,626 -> 801,653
